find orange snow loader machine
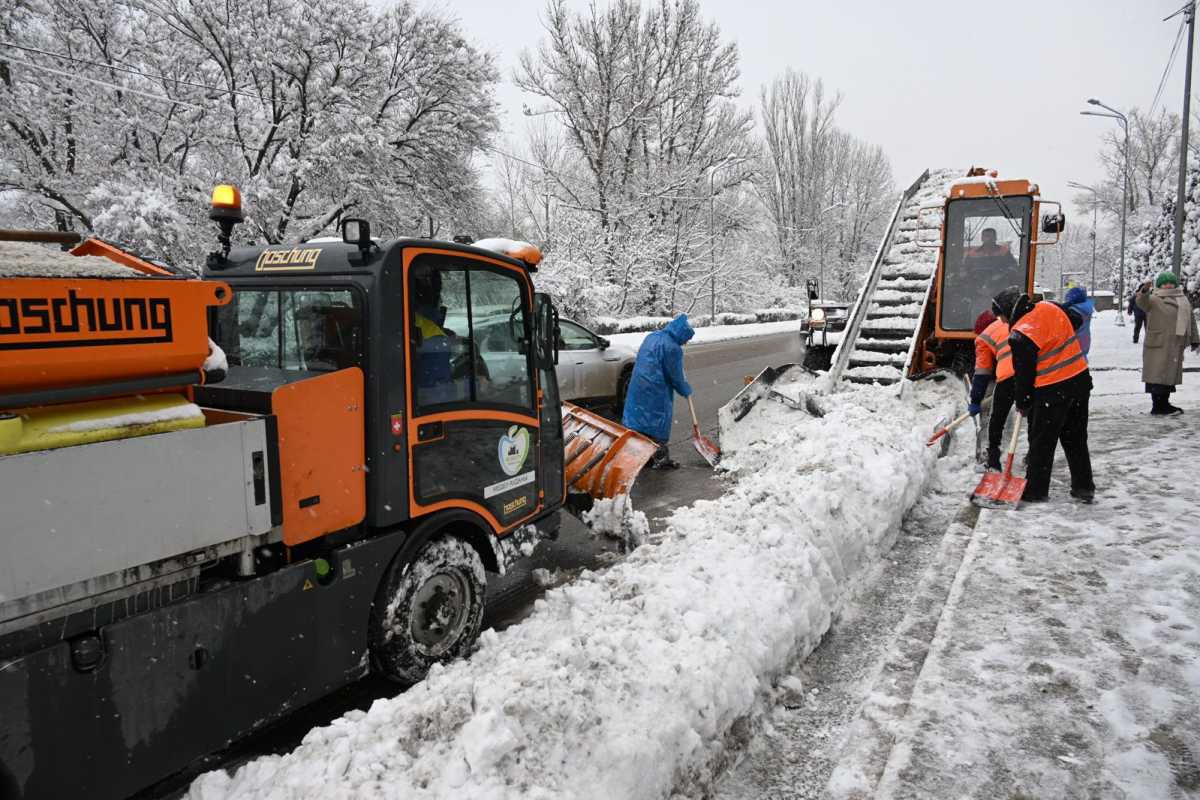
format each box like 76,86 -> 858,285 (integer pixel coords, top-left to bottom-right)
911,167 -> 1065,377
0,188 -> 655,800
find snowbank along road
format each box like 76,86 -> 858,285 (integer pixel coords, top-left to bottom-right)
187,366 -> 958,798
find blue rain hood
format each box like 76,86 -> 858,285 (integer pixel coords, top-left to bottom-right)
1063,288 -> 1095,356
621,314 -> 695,442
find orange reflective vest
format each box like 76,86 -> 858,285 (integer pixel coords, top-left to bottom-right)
975,318 -> 1013,382
1012,302 -> 1088,388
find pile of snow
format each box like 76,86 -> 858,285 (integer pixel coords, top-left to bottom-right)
190,380 -> 956,799
592,309 -> 804,336
0,241 -> 141,278
608,318 -> 804,352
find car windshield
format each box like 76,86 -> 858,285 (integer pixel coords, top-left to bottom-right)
940,196 -> 1032,331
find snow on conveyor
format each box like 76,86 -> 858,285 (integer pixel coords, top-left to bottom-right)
0,241 -> 141,278
190,381 -> 957,800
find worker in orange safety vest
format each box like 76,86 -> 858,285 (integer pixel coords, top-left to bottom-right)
967,312 -> 1015,471
991,286 -> 1095,504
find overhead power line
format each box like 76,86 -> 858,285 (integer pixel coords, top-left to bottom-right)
0,40 -> 259,100
1149,19 -> 1186,118
3,55 -> 204,109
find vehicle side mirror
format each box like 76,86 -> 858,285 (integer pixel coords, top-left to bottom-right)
534,293 -> 559,368
341,218 -> 371,246
1041,212 -> 1066,234
597,336 -> 610,350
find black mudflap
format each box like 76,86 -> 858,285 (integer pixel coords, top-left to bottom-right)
0,534 -> 402,800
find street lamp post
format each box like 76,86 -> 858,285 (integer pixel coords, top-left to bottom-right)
1066,181 -> 1100,294
1081,99 -> 1129,326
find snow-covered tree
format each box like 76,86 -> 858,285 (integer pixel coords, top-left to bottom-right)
515,0 -> 756,315
756,69 -> 894,298
1129,164 -> 1200,299
0,0 -> 499,268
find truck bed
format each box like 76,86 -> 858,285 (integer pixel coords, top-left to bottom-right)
0,410 -> 277,632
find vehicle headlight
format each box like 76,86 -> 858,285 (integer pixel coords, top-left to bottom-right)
810,308 -> 826,328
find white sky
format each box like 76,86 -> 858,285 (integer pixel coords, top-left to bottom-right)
424,0 -> 1196,215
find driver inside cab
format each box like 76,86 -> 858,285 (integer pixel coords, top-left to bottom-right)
411,265 -> 466,405
966,227 -> 1015,263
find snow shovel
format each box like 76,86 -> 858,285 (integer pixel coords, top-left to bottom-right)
970,414 -> 1026,508
927,411 -> 973,447
688,397 -> 721,468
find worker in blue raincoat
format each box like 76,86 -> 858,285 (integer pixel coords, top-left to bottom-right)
1063,286 -> 1095,356
622,314 -> 695,469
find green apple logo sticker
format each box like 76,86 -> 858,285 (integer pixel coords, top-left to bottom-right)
498,426 -> 530,476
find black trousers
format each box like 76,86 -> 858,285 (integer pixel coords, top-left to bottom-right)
1024,378 -> 1095,498
986,379 -> 1016,465
1133,316 -> 1144,342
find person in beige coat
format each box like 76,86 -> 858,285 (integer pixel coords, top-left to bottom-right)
1135,271 -> 1200,415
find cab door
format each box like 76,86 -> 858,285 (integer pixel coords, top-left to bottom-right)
402,248 -> 542,532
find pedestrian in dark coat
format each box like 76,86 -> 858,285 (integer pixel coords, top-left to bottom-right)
621,314 -> 695,469
1127,285 -> 1148,343
1135,272 -> 1200,415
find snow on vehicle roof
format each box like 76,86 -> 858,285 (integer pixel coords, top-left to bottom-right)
0,241 -> 144,278
472,237 -> 542,265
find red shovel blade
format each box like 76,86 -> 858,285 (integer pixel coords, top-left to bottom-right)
970,469 -> 1026,508
692,424 -> 721,468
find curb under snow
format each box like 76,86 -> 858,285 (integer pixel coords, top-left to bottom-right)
190,382 -> 957,800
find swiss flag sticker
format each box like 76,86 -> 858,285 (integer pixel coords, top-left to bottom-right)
390,414 -> 403,436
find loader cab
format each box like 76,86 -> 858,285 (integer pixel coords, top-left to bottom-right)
939,194 -> 1033,333
911,170 -> 1063,376
205,226 -> 565,540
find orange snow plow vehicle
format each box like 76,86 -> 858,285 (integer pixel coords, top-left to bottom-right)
0,189 -> 654,799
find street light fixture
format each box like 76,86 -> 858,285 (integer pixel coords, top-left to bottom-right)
1066,181 -> 1100,295
1081,98 -> 1129,326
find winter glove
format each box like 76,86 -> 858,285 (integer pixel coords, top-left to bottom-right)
967,403 -> 982,416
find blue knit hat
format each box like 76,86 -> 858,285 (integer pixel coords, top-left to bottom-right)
1156,271 -> 1179,288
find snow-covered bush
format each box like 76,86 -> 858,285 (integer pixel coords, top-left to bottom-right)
752,308 -> 804,322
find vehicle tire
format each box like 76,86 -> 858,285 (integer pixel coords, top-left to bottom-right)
368,536 -> 486,685
614,366 -> 633,417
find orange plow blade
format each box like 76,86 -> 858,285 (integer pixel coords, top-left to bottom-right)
561,402 -> 658,499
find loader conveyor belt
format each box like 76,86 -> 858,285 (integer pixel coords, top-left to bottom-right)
829,169 -> 957,386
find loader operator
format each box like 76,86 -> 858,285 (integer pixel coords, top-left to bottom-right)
992,287 -> 1095,504
966,228 -> 1014,262
967,310 -> 1015,472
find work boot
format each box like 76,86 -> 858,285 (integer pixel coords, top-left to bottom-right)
651,458 -> 680,470
985,451 -> 1002,472
1020,488 -> 1048,503
1165,404 -> 1184,415
1151,394 -> 1170,415
1070,488 -> 1095,504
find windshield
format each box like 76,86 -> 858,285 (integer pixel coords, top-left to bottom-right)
213,287 -> 363,372
940,195 -> 1032,331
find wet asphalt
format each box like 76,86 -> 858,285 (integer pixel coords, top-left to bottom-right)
140,329 -> 804,799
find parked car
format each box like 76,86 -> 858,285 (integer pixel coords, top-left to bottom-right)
446,314 -> 636,412
555,319 -> 637,411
